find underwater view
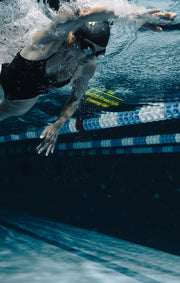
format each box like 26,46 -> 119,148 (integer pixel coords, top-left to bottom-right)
0,0 -> 180,282
0,0 -> 179,134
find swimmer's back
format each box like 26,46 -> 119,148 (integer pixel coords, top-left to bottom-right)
0,53 -> 72,100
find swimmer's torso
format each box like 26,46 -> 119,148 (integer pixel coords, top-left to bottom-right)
45,41 -> 79,83
0,39 -> 82,100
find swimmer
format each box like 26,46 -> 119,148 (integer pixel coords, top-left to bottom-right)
0,6 -> 177,156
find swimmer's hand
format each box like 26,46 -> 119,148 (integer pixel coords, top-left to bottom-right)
36,124 -> 59,156
140,9 -> 177,32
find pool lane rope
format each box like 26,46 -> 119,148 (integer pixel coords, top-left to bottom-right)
0,101 -> 180,143
57,145 -> 180,155
1,134 -> 179,156
57,133 -> 180,151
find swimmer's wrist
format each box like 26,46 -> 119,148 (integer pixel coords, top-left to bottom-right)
53,117 -> 66,129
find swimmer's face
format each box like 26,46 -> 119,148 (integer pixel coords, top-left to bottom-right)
79,38 -> 106,65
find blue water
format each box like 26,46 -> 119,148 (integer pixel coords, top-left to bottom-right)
0,0 -> 180,136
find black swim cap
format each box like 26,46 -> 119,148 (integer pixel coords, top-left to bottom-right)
74,21 -> 110,48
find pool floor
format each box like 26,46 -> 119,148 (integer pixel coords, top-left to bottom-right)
0,212 -> 179,283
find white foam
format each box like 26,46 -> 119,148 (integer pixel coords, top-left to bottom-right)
0,0 -> 148,63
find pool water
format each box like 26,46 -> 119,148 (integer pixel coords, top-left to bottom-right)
0,0 -> 179,135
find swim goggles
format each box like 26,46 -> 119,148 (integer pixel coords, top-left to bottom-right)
82,39 -> 106,57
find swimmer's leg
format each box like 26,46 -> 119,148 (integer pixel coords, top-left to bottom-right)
0,97 -> 38,121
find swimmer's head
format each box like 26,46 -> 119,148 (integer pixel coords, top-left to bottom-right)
74,21 -> 110,57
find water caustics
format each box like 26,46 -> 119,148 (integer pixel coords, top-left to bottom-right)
0,212 -> 180,283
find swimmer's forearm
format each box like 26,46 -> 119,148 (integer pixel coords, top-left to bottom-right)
53,98 -> 79,130
53,65 -> 94,129
55,7 -> 115,33
78,7 -> 115,23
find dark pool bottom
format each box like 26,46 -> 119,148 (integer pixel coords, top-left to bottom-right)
0,145 -> 179,256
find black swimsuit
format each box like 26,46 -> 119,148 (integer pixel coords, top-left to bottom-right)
0,52 -> 72,100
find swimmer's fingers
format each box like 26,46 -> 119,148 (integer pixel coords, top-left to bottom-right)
156,12 -> 177,22
36,140 -> 55,156
142,23 -> 162,32
36,140 -> 48,155
36,140 -> 46,152
140,10 -> 177,32
51,143 -> 56,154
45,143 -> 55,157
36,143 -> 41,151
40,126 -> 52,139
145,9 -> 161,15
144,10 -> 177,25
36,124 -> 59,155
146,9 -> 177,19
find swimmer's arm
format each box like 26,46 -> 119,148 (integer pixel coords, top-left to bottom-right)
140,9 -> 177,32
32,7 -> 177,46
55,61 -> 97,126
36,7 -> 115,42
37,61 -> 97,156
21,6 -> 114,59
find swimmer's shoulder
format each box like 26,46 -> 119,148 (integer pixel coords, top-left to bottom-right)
72,61 -> 97,82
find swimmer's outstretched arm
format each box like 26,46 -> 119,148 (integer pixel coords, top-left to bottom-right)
21,7 -> 115,60
22,6 -> 177,59
48,6 -> 177,36
77,6 -> 177,33
36,7 -> 115,42
36,61 -> 97,156
139,9 -> 177,32
74,6 -> 177,32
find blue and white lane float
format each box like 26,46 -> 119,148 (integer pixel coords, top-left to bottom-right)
57,145 -> 180,155
0,101 -> 180,143
57,133 -> 180,151
1,134 -> 179,156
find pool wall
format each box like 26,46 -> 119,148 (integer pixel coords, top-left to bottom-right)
0,136 -> 179,255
